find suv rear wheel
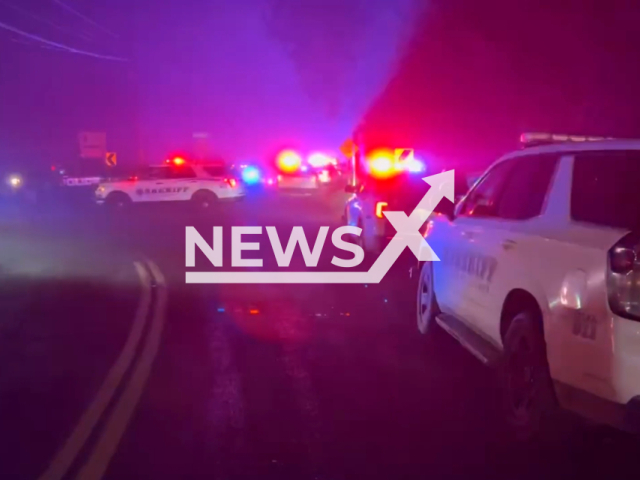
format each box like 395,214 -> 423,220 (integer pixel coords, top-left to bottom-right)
502,311 -> 557,440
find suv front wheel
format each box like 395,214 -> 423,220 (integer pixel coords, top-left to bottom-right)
417,261 -> 440,337
502,311 -> 557,440
105,191 -> 132,210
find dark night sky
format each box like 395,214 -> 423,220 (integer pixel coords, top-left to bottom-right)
0,0 -> 418,167
362,0 -> 640,168
2,0 -> 640,170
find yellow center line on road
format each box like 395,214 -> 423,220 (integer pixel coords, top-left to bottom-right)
76,260 -> 167,480
39,262 -> 153,480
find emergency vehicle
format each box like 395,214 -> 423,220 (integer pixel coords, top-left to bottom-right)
416,133 -> 640,438
273,149 -> 321,194
94,157 -> 244,209
343,150 -> 473,254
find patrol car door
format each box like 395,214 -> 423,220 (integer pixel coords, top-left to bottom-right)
135,166 -> 172,202
166,165 -> 198,200
444,160 -> 516,335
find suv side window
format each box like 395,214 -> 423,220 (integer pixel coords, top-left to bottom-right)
168,166 -> 197,179
146,167 -> 170,180
458,160 -> 514,218
497,154 -> 559,220
203,166 -> 227,177
571,150 -> 640,230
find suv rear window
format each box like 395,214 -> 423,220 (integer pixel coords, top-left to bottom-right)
571,150 -> 640,230
203,166 -> 227,177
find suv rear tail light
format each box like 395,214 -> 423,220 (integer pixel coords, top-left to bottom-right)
225,178 -> 237,188
607,232 -> 640,321
375,201 -> 388,219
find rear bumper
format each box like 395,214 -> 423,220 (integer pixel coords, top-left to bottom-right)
555,381 -> 640,434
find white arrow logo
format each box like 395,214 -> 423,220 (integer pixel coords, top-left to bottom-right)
186,170 -> 455,284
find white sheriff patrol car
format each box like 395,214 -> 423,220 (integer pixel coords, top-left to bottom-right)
417,133 -> 640,438
94,160 -> 244,209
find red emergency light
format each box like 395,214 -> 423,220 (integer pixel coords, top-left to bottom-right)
277,150 -> 302,173
368,148 -> 404,179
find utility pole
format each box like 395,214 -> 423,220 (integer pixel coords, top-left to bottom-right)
352,122 -> 365,185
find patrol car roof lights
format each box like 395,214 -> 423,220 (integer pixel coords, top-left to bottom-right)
368,149 -> 396,179
404,158 -> 426,173
277,150 -> 302,173
308,152 -> 331,168
241,166 -> 261,184
520,132 -> 614,147
607,232 -> 640,322
166,157 -> 186,166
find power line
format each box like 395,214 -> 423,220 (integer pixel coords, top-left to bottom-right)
10,36 -> 68,52
0,0 -> 93,42
0,20 -> 127,61
51,0 -> 118,38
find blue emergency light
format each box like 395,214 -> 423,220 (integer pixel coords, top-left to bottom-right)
406,159 -> 426,173
242,166 -> 261,184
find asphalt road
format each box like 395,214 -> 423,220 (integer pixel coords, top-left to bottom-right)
1,189 -> 639,480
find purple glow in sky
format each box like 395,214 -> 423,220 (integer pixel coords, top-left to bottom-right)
137,0 -> 422,162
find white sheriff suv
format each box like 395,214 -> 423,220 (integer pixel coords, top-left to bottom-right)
95,160 -> 244,209
417,133 -> 640,438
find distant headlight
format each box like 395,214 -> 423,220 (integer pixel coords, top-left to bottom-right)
7,174 -> 22,188
95,186 -> 106,196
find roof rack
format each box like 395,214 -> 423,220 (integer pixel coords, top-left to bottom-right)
520,132 -> 615,148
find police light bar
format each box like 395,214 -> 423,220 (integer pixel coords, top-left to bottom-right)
520,132 -> 614,147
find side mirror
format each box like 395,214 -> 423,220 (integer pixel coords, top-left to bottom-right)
345,184 -> 359,193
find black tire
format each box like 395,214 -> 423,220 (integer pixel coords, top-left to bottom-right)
105,191 -> 132,210
416,261 -> 441,337
502,311 -> 558,441
191,190 -> 218,210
